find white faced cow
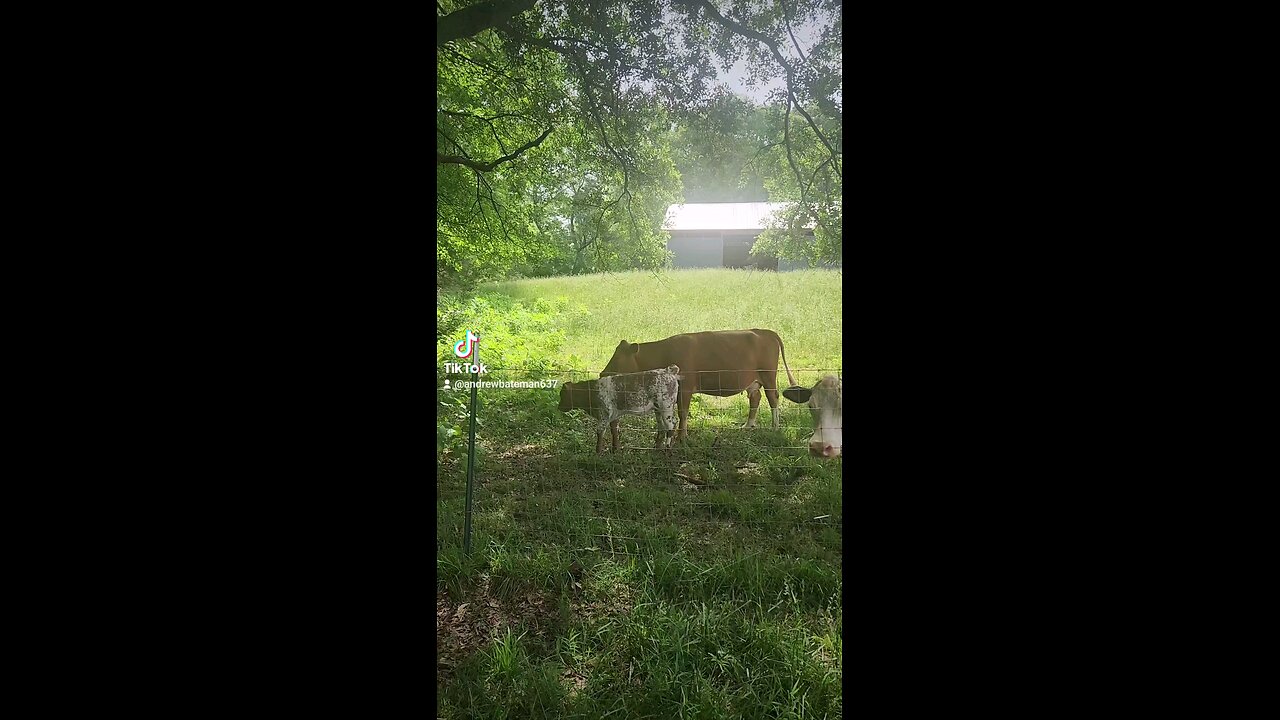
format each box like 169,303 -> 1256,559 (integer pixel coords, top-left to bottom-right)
783,375 -> 843,458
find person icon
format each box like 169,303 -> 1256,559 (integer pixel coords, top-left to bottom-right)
443,378 -> 452,390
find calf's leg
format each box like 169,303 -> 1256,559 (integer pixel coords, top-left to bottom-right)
610,421 -> 621,452
656,403 -> 676,449
595,426 -> 606,454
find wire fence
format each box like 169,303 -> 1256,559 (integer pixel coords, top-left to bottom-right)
447,367 -> 842,446
438,364 -> 843,558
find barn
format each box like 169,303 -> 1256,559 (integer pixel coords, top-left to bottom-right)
664,202 -> 831,272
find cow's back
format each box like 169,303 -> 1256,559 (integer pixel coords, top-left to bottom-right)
635,330 -> 777,374
624,330 -> 782,396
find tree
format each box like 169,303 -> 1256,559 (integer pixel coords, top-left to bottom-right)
668,90 -> 772,203
436,0 -> 842,286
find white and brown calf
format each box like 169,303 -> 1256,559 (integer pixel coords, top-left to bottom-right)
783,375 -> 843,458
558,365 -> 681,453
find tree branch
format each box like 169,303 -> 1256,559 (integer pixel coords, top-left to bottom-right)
783,97 -> 832,239
783,99 -> 804,205
436,127 -> 470,157
440,109 -> 521,154
436,124 -> 555,172
780,0 -> 809,64
477,172 -> 515,246
803,158 -> 832,197
440,109 -> 530,123
562,55 -> 633,221
739,140 -> 782,178
437,0 -> 536,46
681,0 -> 841,179
441,47 -> 528,89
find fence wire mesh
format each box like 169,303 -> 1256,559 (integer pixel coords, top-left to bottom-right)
438,366 -> 843,561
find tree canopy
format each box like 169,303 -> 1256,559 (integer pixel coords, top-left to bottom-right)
437,0 -> 842,287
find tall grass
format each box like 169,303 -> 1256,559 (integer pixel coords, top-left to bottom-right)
483,268 -> 842,371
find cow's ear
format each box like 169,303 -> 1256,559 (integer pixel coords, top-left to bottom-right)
619,340 -> 638,354
782,386 -> 812,404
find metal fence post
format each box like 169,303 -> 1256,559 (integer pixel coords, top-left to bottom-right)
463,341 -> 479,554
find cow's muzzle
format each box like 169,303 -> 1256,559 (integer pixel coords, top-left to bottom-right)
810,441 -> 840,458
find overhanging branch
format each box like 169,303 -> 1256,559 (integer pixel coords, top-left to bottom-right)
780,0 -> 809,64
681,0 -> 841,180
436,0 -> 536,46
436,124 -> 555,172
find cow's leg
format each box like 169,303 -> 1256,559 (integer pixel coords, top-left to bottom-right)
745,380 -> 762,429
676,388 -> 693,443
760,371 -> 781,430
595,425 -> 606,454
766,387 -> 781,430
610,420 -> 621,453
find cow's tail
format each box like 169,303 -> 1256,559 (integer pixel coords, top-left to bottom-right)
779,337 -> 797,387
755,329 -> 796,387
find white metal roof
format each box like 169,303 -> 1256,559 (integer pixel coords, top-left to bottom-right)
664,202 -> 796,231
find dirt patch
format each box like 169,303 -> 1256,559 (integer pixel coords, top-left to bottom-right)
560,667 -> 589,696
437,571 -> 637,684
436,575 -> 567,682
494,443 -> 553,463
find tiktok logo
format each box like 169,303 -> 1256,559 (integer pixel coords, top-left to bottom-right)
454,330 -> 479,359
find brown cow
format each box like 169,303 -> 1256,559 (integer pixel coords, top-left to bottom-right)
600,329 -> 797,443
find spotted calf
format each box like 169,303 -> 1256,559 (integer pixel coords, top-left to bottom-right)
558,365 -> 681,453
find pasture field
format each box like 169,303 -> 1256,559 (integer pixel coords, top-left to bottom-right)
437,269 -> 843,719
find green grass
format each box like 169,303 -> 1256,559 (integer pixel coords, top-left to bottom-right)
438,268 -> 842,720
487,268 -> 842,372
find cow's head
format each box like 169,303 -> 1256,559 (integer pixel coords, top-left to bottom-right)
601,340 -> 640,377
558,381 -> 579,412
559,380 -> 599,413
783,376 -> 843,458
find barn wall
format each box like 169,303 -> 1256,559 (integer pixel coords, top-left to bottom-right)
667,232 -> 724,269
666,229 -> 838,271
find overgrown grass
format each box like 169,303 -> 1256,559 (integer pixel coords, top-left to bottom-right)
437,268 -> 842,720
484,268 -> 842,371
